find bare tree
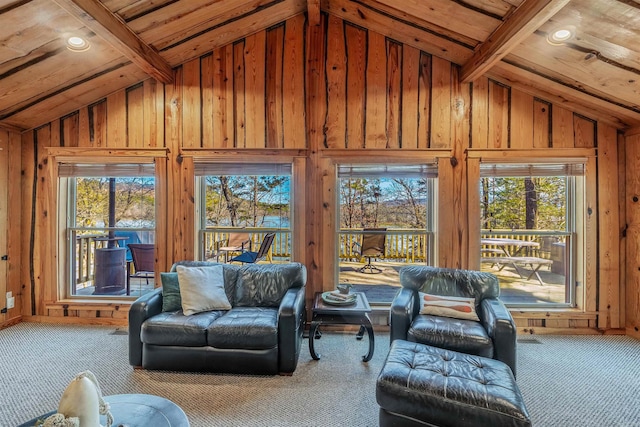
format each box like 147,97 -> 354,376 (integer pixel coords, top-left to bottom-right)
251,176 -> 259,226
391,179 -> 426,228
340,179 -> 356,228
370,181 -> 382,226
219,176 -> 238,226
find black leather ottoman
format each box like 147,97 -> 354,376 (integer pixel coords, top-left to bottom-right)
376,340 -> 531,427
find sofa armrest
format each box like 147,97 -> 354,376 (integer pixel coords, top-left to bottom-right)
481,298 -> 517,377
277,286 -> 306,374
389,288 -> 416,344
128,288 -> 163,367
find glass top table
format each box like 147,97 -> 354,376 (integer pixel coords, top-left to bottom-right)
19,394 -> 189,427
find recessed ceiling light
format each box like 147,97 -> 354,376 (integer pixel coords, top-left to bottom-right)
547,26 -> 575,46
67,36 -> 90,52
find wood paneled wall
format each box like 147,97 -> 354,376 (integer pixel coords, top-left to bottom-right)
12,13 -> 628,333
322,15 -> 457,150
625,129 -> 640,338
170,15 -> 306,150
0,128 -> 22,328
45,80 -> 165,149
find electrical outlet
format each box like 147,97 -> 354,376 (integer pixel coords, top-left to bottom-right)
7,297 -> 15,309
5,291 -> 11,299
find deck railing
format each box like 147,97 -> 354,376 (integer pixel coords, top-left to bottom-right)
200,228 -> 292,261
74,232 -> 106,285
338,229 -> 431,262
200,228 -> 432,263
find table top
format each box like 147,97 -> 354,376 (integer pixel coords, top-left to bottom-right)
313,291 -> 371,314
94,236 -> 129,241
481,237 -> 539,247
19,393 -> 189,427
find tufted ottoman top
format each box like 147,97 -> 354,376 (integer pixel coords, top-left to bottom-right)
376,340 -> 531,427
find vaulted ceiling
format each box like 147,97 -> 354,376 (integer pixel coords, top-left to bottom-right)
1,0 -> 639,132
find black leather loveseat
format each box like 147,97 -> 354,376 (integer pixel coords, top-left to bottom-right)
129,261 -> 307,375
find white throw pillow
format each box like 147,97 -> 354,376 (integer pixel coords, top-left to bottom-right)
418,292 -> 480,321
176,265 -> 231,315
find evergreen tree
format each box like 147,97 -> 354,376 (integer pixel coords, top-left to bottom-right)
480,176 -> 566,231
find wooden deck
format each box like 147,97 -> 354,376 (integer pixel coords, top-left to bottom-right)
77,259 -> 566,306
340,260 -> 566,305
75,277 -> 155,298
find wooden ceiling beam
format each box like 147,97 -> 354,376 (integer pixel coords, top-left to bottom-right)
625,127 -> 640,137
307,0 -> 321,26
52,0 -> 174,84
323,0 -> 473,65
460,0 -> 569,83
488,62 -> 640,129
0,123 -> 25,134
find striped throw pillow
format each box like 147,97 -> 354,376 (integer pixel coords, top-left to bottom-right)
418,292 -> 480,321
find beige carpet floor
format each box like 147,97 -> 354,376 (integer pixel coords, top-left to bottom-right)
1,323 -> 640,426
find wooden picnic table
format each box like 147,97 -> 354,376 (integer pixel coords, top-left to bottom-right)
481,238 -> 552,285
480,237 -> 539,257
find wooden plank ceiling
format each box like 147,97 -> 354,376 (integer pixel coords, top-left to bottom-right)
1,0 -> 639,131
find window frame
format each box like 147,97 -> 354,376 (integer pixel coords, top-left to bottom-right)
334,161 -> 439,286
193,156 -> 302,264
478,160 -> 586,308
51,148 -> 164,301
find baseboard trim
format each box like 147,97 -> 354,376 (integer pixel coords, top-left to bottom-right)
518,327 -> 603,335
626,328 -> 640,340
22,315 -> 127,327
0,315 -> 22,330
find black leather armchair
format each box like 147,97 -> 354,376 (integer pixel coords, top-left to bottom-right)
390,266 -> 517,376
129,261 -> 306,375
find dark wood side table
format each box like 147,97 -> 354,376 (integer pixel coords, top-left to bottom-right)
19,393 -> 189,427
309,291 -> 375,362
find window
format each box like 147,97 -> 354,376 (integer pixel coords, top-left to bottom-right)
336,164 -> 437,303
195,163 -> 292,263
479,162 -> 585,307
61,163 -> 156,298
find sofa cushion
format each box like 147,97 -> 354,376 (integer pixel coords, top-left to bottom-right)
235,263 -> 306,307
207,307 -> 278,350
419,292 -> 480,321
170,261 -> 239,306
177,265 -> 232,315
141,310 -> 223,347
408,314 -> 494,358
160,272 -> 182,312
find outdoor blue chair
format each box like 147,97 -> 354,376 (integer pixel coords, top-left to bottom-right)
230,233 -> 275,264
114,230 -> 141,262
